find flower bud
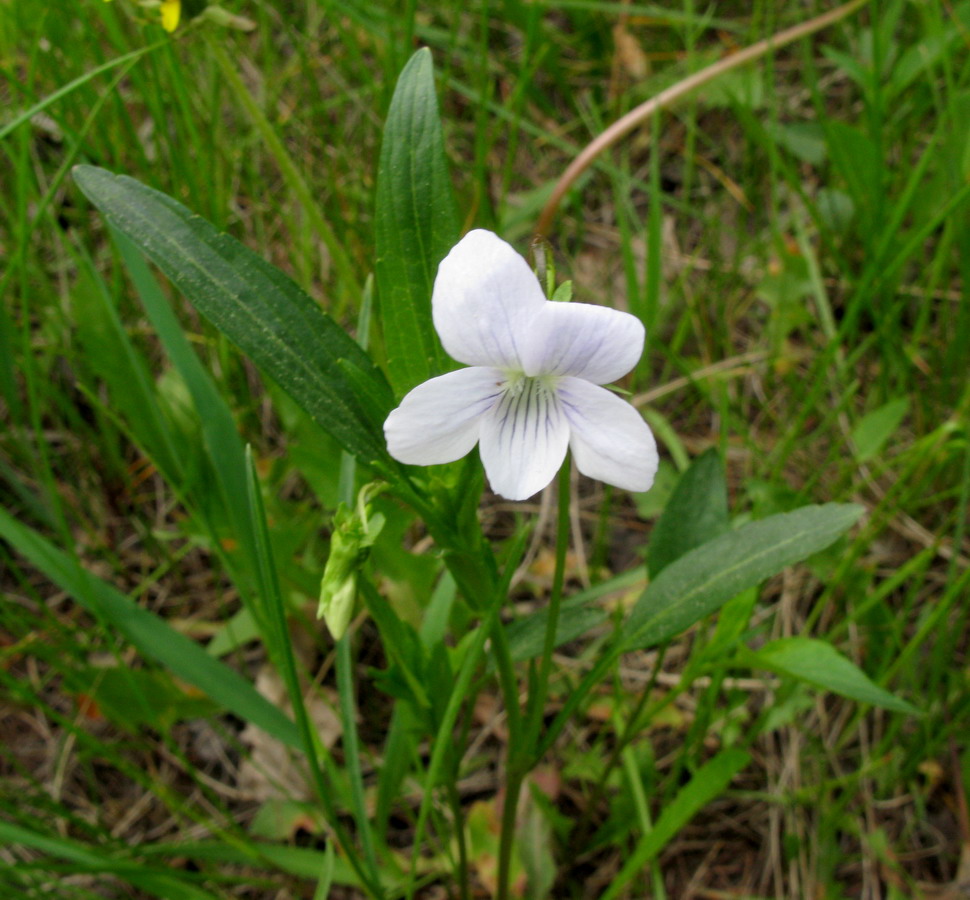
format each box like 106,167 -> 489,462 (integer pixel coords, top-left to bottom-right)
317,484 -> 386,640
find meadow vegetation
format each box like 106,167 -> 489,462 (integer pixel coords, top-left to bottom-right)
1,0 -> 969,897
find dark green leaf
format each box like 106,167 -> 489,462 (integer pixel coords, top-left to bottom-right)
72,165 -> 392,465
375,48 -> 459,395
647,448 -> 729,578
628,504 -> 864,650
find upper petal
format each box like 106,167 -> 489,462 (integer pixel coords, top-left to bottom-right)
432,230 -> 546,369
384,367 -> 504,465
558,377 -> 658,492
479,377 -> 570,500
519,301 -> 644,383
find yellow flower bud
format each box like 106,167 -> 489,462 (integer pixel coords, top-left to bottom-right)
160,0 -> 180,31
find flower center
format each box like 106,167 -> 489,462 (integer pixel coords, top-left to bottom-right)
502,371 -> 560,398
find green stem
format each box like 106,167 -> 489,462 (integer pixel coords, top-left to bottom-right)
336,634 -> 381,884
404,531 -> 529,900
583,643 -> 668,824
497,460 -> 571,900
446,779 -> 471,900
495,768 -> 525,900
244,450 -> 381,898
490,611 -> 523,739
523,458 -> 572,757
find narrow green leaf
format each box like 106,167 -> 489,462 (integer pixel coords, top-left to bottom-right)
0,43 -> 165,141
504,597 -> 607,663
241,450 -> 379,896
314,842 -> 338,900
375,705 -> 419,836
0,821 -> 219,900
112,227 -> 252,542
419,569 -> 457,647
647,447 -> 729,578
72,244 -> 186,486
601,749 -> 750,900
701,587 -> 759,660
851,397 -> 909,463
627,504 -> 864,650
747,637 -> 920,715
72,165 -> 392,465
143,840 -> 362,886
536,506 -> 862,761
375,48 -> 459,395
0,508 -> 302,749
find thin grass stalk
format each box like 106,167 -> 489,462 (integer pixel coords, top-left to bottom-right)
337,635 -> 382,883
446,779 -> 472,900
533,0 -> 872,238
522,459 -> 572,756
207,38 -> 361,305
583,644 -> 669,823
0,42 -> 165,141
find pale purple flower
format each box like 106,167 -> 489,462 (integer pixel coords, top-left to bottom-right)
383,230 -> 658,501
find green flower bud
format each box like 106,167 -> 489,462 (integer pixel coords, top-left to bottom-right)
317,484 -> 386,641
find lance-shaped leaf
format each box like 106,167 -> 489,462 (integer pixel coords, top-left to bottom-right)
375,48 -> 459,395
746,637 -> 919,715
73,165 -> 392,465
627,503 -> 864,650
535,503 -> 865,762
647,447 -> 729,578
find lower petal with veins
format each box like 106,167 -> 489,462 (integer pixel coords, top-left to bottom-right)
479,377 -> 570,500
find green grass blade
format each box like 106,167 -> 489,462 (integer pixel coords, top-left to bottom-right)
0,821 -> 220,900
600,749 -> 750,899
143,839 -> 361,885
72,243 -> 186,486
206,38 -> 362,302
0,508 -> 302,749
110,226 -> 257,558
242,448 -> 382,898
0,43 -> 165,141
314,842 -> 338,900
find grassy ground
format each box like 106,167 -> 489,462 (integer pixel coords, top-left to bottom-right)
1,0 -> 969,897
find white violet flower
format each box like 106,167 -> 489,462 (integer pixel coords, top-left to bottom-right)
384,229 -> 659,501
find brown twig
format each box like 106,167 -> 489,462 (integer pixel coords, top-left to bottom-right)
534,0 -> 872,239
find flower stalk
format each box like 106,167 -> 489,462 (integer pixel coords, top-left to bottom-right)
496,457 -> 572,900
